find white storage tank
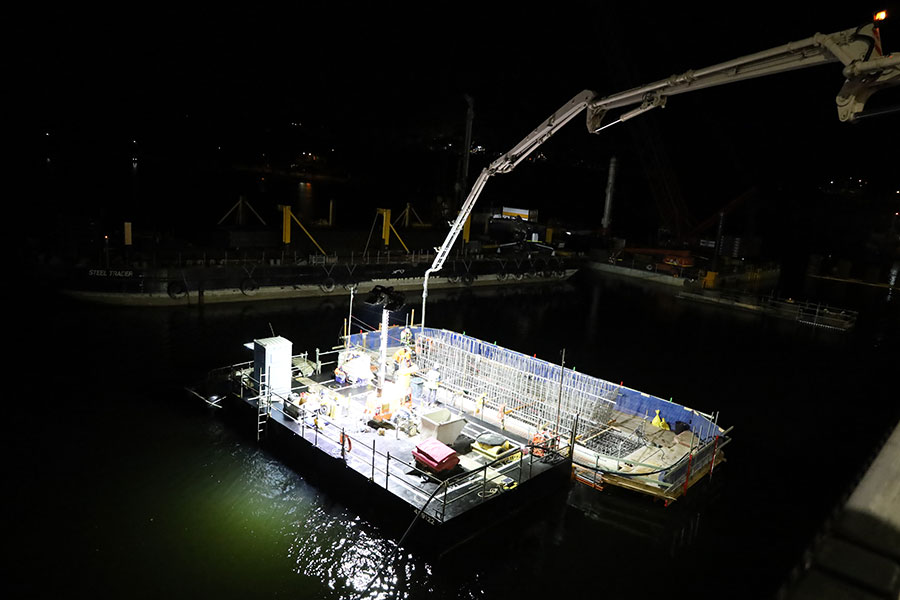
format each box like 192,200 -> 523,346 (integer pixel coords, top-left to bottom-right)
253,336 -> 293,401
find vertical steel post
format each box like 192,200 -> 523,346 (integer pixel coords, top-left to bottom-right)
602,156 -> 617,232
709,435 -> 720,478
555,349 -> 566,438
346,287 -> 354,349
709,411 -> 721,478
683,429 -> 695,497
380,309 -> 388,393
569,414 -> 580,464
385,452 -> 391,489
517,450 -> 524,486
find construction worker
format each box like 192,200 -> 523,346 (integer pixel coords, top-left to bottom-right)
394,349 -> 414,404
401,327 -> 412,347
425,363 -> 440,405
392,346 -> 411,373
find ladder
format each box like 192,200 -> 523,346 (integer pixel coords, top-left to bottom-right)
257,370 -> 270,442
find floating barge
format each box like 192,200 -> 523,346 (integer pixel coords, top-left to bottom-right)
676,290 -> 858,331
195,318 -> 731,549
57,253 -> 578,307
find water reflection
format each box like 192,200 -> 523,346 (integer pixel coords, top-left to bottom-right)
287,510 -> 402,599
22,272 -> 897,600
887,260 -> 897,302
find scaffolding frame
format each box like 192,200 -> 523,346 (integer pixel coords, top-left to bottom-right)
412,329 -> 618,441
344,326 -> 731,500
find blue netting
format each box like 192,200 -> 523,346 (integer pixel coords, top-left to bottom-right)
348,326 -> 406,351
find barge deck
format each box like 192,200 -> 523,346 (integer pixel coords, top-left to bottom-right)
230,367 -> 571,528
194,319 -> 731,550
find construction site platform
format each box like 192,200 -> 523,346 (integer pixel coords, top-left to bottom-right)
232,367 -> 572,528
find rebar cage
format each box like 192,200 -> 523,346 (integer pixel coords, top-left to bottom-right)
348,327 -> 727,496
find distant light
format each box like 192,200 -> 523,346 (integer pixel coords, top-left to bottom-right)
875,10 -> 887,21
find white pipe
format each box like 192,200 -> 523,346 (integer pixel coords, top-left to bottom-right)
380,308 -> 388,392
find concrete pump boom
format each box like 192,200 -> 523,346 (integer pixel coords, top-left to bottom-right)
420,16 -> 899,330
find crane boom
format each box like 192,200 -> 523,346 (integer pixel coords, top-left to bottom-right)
420,16 -> 899,330
586,20 -> 898,127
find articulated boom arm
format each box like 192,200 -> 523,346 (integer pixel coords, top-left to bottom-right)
586,20 -> 898,128
426,90 -> 597,276
419,17 -> 898,330
489,89 -> 597,175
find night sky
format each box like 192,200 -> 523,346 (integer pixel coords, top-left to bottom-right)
26,4 -> 900,248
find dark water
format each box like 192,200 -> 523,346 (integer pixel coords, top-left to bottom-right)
13,270 -> 899,599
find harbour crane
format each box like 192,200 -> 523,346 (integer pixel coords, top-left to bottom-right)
419,12 -> 899,329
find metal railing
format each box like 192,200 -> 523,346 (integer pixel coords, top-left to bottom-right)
274,400 -> 562,524
221,356 -> 572,523
222,348 -> 727,507
761,297 -> 858,329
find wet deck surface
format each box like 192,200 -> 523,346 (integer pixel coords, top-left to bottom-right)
246,369 -> 566,524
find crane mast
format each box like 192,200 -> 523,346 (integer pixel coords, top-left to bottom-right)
420,16 -> 899,330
